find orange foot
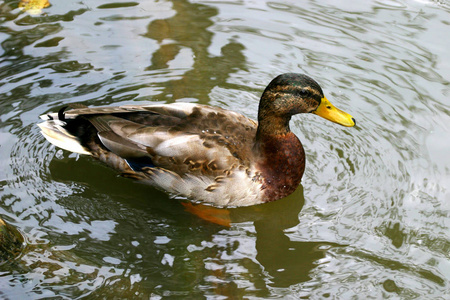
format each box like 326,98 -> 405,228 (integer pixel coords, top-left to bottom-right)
182,202 -> 231,227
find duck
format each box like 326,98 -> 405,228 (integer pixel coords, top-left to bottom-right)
38,73 -> 355,207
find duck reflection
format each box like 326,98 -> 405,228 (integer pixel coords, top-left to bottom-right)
144,0 -> 246,103
183,186 -> 328,288
252,189 -> 327,287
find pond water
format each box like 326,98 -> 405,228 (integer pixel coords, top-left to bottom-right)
1,0 -> 449,298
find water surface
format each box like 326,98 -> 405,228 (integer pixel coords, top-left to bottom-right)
0,0 -> 449,298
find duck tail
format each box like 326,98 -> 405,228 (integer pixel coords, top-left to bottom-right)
37,117 -> 92,156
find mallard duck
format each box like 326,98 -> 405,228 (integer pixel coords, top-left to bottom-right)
38,73 -> 355,207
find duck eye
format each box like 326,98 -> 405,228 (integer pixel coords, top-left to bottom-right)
297,89 -> 309,97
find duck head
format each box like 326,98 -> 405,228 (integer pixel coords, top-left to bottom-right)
257,73 -> 355,135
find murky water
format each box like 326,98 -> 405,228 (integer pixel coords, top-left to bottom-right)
1,0 -> 449,298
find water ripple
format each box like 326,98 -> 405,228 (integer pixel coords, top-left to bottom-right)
0,0 -> 449,298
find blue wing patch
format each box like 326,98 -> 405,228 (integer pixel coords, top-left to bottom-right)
125,157 -> 155,171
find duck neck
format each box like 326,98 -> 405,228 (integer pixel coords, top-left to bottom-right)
256,113 -> 291,138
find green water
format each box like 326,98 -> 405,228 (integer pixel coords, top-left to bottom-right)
1,0 -> 449,298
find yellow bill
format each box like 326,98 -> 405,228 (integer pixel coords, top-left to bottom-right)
313,97 -> 355,127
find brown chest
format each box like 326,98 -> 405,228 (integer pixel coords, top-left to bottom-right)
256,132 -> 305,202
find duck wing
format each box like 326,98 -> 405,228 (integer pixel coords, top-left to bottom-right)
40,103 -> 258,177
